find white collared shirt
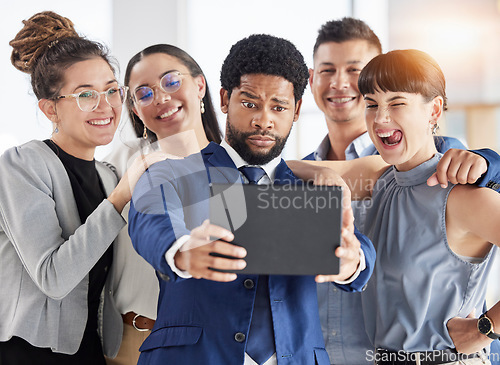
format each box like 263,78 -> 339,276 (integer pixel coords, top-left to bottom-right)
220,139 -> 281,183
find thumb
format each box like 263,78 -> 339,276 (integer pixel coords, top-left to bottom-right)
427,173 -> 439,187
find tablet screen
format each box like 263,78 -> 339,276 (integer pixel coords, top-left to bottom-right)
209,183 -> 342,275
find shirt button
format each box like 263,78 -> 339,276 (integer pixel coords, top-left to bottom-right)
234,332 -> 246,342
243,279 -> 255,289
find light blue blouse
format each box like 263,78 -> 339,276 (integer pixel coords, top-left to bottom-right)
362,153 -> 497,351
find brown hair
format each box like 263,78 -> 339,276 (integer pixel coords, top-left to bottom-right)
358,49 -> 448,111
313,17 -> 382,57
10,11 -> 116,100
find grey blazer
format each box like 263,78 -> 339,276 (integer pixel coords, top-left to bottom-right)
0,140 -> 125,356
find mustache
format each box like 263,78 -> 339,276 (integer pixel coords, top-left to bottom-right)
242,131 -> 279,139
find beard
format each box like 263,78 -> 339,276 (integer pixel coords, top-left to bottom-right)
225,117 -> 291,165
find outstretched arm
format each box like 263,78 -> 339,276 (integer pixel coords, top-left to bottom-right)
287,155 -> 389,200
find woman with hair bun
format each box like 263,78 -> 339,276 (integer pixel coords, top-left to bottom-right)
0,11 -> 163,364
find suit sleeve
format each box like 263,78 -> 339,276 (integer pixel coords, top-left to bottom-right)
469,149 -> 500,193
128,169 -> 190,280
434,136 -> 466,152
128,161 -> 202,282
435,137 -> 500,193
333,225 -> 375,292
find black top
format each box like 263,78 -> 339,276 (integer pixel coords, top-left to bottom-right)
0,141 -> 112,364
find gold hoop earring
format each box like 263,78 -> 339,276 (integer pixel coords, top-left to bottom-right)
143,126 -> 148,139
200,100 -> 205,114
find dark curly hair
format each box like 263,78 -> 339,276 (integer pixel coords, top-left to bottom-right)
220,34 -> 309,104
313,17 -> 382,57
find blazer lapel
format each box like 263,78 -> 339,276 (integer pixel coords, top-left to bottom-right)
95,161 -> 118,195
201,143 -> 299,185
202,142 -> 241,184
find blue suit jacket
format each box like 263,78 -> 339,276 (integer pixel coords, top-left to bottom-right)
128,142 -> 376,365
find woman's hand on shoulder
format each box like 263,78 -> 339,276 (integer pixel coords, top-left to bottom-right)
107,151 -> 169,213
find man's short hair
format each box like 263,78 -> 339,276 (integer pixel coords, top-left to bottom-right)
220,34 -> 309,103
313,17 -> 382,56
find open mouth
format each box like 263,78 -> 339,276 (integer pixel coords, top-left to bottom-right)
377,129 -> 403,146
87,118 -> 112,126
158,107 -> 181,120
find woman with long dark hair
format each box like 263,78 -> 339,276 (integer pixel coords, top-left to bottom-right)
104,44 -> 222,365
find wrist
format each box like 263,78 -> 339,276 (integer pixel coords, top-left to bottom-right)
174,250 -> 187,271
334,248 -> 365,285
107,191 -> 127,214
477,312 -> 500,340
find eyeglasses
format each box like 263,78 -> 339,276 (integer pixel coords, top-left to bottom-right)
133,71 -> 185,107
56,86 -> 129,112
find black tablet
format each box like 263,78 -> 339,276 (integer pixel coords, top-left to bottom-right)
209,183 -> 342,275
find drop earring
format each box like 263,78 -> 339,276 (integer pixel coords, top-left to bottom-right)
200,100 -> 205,114
54,125 -> 59,134
143,126 -> 148,139
431,122 -> 439,135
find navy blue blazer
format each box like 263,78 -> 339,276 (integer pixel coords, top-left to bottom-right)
128,142 -> 376,365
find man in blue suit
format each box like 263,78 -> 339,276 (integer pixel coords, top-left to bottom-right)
128,34 -> 376,365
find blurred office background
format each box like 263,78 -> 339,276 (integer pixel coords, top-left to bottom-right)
1,0 -> 499,300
